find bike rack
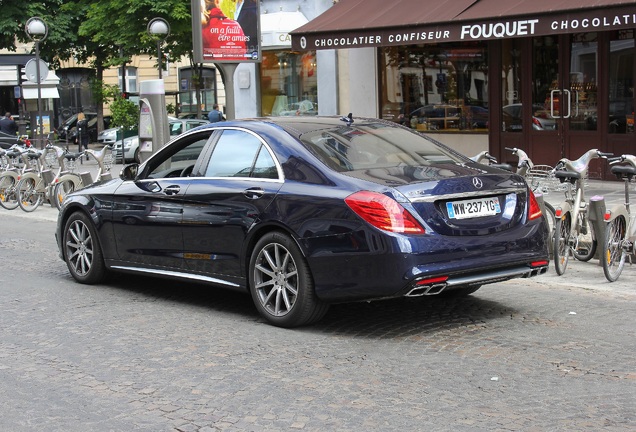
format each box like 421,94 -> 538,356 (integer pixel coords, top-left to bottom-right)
588,195 -> 606,262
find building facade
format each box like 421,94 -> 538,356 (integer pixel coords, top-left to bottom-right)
292,0 -> 636,179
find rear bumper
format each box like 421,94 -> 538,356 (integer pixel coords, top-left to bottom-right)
305,221 -> 549,302
404,263 -> 548,297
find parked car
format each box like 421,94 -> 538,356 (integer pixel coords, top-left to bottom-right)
0,131 -> 28,149
407,104 -> 489,130
503,104 -> 557,131
56,116 -> 550,328
57,113 -> 112,144
97,127 -> 138,144
113,117 -> 208,163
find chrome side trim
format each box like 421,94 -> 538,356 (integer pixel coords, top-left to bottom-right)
409,187 -> 522,203
445,265 -> 545,287
110,266 -> 241,287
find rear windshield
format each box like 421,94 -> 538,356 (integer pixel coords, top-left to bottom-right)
299,122 -> 463,172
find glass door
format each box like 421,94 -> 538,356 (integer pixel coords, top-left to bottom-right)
530,36 -> 562,165
530,34 -> 601,170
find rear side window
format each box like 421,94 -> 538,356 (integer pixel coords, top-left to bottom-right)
204,129 -> 278,179
301,122 -> 461,172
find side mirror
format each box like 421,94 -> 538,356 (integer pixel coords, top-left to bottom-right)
120,163 -> 138,181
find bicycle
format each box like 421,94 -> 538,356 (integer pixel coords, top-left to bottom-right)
472,147 -> 558,251
601,154 -> 636,282
552,149 -> 613,275
0,144 -> 32,210
16,143 -> 68,212
53,144 -> 114,207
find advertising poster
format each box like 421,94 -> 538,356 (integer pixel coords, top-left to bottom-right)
193,0 -> 261,63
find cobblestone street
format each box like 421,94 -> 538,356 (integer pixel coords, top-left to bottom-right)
1,204 -> 635,431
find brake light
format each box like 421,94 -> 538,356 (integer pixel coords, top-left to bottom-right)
532,117 -> 542,128
530,260 -> 549,267
528,189 -> 542,221
345,191 -> 425,234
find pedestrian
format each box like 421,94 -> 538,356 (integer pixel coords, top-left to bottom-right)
0,112 -> 18,135
75,112 -> 90,163
208,104 -> 225,123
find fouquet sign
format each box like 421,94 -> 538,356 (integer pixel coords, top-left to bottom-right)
292,5 -> 636,51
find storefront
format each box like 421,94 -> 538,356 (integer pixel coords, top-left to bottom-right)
292,0 -> 636,179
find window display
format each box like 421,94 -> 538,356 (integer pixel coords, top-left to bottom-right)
260,50 -> 317,117
380,42 -> 489,132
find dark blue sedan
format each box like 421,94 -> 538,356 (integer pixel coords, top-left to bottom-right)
56,115 -> 549,327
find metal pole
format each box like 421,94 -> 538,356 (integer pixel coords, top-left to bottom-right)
157,40 -> 162,79
35,40 -> 44,149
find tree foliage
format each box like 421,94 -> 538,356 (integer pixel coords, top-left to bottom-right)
103,85 -> 139,130
0,0 -> 194,131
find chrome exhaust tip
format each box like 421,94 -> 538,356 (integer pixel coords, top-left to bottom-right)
405,283 -> 447,297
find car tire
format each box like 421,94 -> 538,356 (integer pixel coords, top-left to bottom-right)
63,211 -> 107,284
249,231 -> 329,328
133,148 -> 140,164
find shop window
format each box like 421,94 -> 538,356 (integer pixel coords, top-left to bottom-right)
570,33 -> 598,132
260,50 -> 317,116
380,43 -> 489,132
609,30 -> 634,134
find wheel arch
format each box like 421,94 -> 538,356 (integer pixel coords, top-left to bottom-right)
242,222 -> 307,280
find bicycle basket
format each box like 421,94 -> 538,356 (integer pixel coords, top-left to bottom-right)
527,165 -> 561,194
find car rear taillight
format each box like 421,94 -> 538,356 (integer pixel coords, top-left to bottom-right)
345,191 -> 425,234
532,117 -> 542,128
528,189 -> 542,221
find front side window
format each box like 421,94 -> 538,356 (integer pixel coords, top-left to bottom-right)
380,42 -> 488,132
260,50 -> 318,117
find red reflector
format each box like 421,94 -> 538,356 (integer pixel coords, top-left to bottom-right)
555,208 -> 563,218
416,276 -> 449,286
528,189 -> 542,221
604,211 -> 611,221
345,191 -> 425,234
530,260 -> 549,268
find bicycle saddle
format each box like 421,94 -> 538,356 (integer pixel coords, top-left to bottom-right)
610,164 -> 636,180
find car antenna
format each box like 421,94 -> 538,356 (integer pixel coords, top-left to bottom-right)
339,113 -> 354,126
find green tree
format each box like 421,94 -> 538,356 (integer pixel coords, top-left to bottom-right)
103,85 -> 138,130
1,0 -> 195,131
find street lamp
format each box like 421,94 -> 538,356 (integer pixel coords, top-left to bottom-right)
25,17 -> 48,148
147,18 -> 170,79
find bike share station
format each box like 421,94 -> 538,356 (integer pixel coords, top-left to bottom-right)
138,79 -> 170,165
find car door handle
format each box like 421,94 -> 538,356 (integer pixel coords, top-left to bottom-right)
243,187 -> 264,199
164,185 -> 181,196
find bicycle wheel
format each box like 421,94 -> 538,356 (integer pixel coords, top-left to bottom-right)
553,213 -> 571,275
602,216 -> 627,282
0,174 -> 20,210
17,176 -> 44,212
573,214 -> 597,262
53,178 -> 79,209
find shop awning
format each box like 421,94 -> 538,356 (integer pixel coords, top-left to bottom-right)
22,86 -> 60,99
0,66 -> 19,86
21,70 -> 61,99
261,11 -> 309,48
291,0 -> 636,50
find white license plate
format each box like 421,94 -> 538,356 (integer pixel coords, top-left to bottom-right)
446,197 -> 501,219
